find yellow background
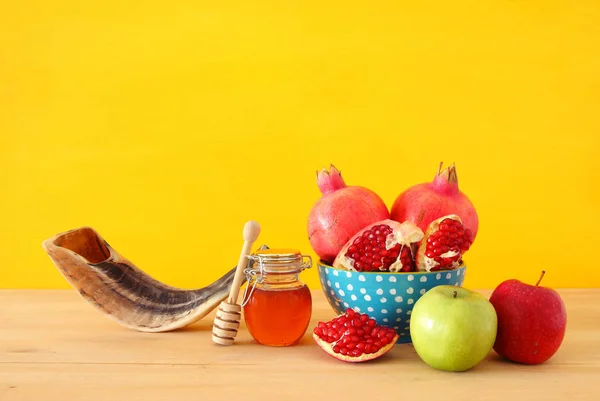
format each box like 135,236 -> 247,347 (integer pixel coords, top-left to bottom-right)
1,1 -> 598,290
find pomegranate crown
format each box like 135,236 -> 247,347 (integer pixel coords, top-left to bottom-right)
436,162 -> 458,182
432,162 -> 459,194
316,164 -> 346,194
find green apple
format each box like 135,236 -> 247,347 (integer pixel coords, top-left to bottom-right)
410,285 -> 497,372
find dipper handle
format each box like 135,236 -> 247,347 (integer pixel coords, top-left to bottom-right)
228,220 -> 261,304
212,220 -> 261,346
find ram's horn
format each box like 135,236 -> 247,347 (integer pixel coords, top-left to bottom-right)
42,226 -> 268,332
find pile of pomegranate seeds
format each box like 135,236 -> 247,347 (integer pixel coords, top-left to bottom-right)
313,308 -> 398,358
343,224 -> 415,272
423,218 -> 473,269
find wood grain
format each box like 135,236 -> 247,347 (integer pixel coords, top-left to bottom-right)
1,289 -> 599,401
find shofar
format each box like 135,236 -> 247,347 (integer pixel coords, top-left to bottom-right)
42,226 -> 267,333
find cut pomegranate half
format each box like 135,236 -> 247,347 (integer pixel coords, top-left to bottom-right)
416,214 -> 473,272
313,308 -> 399,362
332,219 -> 424,272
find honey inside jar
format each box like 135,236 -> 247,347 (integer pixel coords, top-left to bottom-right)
242,248 -> 313,347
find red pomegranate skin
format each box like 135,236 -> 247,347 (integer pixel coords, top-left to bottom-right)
308,185 -> 389,264
489,278 -> 567,365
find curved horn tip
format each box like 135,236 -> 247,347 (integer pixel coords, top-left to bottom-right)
243,220 -> 261,242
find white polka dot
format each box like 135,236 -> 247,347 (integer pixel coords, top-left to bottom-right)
393,325 -> 399,330
367,306 -> 374,312
346,272 -> 352,278
456,269 -> 462,276
407,310 -> 412,315
335,282 -> 340,289
381,309 -> 388,314
351,294 -> 357,301
383,318 -> 388,322
420,289 -> 426,295
354,306 -> 361,312
396,317 -> 402,322
330,290 -> 335,296
347,284 -> 353,291
360,288 -> 366,294
364,295 -> 372,301
376,275 -> 383,282
396,308 -> 402,313
436,273 -> 442,280
446,273 -> 452,279
343,302 -> 349,307
394,296 -> 403,302
325,268 -> 330,274
400,332 -> 406,336
406,319 -> 411,324
407,275 -> 414,281
406,287 -> 414,294
407,299 -> 414,304
420,276 -> 427,282
380,297 -> 387,303
327,280 -> 331,287
376,289 -> 384,295
389,288 -> 397,295
338,290 -> 345,296
358,275 -> 366,282
389,276 -> 397,282
404,326 -> 410,330
333,270 -> 339,276
454,282 -> 460,286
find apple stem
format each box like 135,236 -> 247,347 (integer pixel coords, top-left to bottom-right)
535,270 -> 546,286
453,290 -> 457,298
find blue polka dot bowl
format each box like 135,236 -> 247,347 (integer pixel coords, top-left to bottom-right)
317,262 -> 466,343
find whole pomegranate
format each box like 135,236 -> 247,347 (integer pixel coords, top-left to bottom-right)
390,162 -> 479,242
307,165 -> 390,264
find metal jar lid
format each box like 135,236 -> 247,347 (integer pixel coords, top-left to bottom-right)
246,248 -> 312,274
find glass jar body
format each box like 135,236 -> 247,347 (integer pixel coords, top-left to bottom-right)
243,265 -> 312,347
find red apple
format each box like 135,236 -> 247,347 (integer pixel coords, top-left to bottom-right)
489,271 -> 567,364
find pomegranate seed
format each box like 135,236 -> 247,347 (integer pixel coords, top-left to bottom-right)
352,349 -> 363,357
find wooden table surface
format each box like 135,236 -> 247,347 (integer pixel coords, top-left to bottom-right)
1,289 -> 599,401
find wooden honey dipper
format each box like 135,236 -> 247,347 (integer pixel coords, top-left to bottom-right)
212,220 -> 261,346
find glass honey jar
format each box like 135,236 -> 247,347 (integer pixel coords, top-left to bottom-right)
242,248 -> 313,347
